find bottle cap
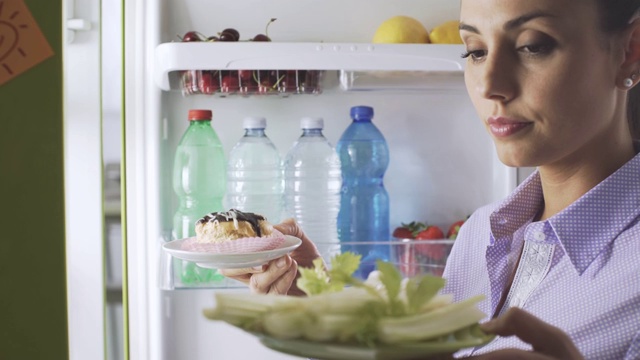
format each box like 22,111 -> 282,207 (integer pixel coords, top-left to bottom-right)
300,117 -> 324,130
188,109 -> 212,121
243,117 -> 267,129
350,106 -> 374,121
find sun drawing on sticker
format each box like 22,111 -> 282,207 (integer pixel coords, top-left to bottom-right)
0,1 -> 28,75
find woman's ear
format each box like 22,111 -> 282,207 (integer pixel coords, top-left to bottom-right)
618,18 -> 640,88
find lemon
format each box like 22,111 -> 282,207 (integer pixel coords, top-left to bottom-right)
372,16 -> 430,44
429,20 -> 463,44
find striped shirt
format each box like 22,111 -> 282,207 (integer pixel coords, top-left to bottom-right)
444,153 -> 640,359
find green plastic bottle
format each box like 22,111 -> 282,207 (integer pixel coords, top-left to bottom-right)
172,109 -> 226,285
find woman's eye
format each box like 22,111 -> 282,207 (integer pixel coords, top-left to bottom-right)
517,42 -> 555,56
461,50 -> 487,62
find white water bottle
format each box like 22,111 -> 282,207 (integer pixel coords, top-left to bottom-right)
225,117 -> 284,223
284,117 -> 341,259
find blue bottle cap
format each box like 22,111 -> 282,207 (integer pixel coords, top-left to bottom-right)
350,106 -> 374,121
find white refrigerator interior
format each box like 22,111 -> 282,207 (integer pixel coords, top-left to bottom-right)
123,1 -> 521,359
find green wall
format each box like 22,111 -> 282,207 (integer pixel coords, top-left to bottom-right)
0,1 -> 68,359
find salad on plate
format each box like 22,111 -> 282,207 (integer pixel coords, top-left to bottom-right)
203,252 -> 493,360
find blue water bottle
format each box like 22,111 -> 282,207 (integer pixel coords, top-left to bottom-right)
336,105 -> 390,279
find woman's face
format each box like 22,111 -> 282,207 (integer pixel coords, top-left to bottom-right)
460,0 -> 628,168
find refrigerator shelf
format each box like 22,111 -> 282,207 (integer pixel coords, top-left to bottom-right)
154,42 -> 466,92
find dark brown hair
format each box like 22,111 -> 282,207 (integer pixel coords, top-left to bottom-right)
597,0 -> 640,138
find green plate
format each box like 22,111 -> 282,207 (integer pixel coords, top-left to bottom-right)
253,325 -> 495,360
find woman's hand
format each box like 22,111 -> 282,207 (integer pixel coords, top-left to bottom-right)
466,307 -> 584,359
218,218 -> 322,296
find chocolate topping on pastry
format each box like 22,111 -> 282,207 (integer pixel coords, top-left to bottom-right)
197,209 -> 266,237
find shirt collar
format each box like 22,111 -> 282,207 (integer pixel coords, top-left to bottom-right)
549,151 -> 640,274
490,148 -> 640,274
489,172 -> 543,244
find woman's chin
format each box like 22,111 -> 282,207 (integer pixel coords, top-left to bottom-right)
495,147 -> 538,168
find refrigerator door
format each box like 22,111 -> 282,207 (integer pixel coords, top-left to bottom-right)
63,0 -> 106,358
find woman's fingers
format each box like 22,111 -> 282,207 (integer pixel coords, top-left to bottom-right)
471,308 -> 583,360
482,308 -> 570,352
219,265 -> 266,278
217,218 -> 322,295
273,218 -> 305,239
268,259 -> 298,295
249,255 -> 295,294
274,218 -> 322,270
218,265 -> 267,285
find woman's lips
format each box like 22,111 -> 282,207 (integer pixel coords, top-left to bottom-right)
487,116 -> 532,138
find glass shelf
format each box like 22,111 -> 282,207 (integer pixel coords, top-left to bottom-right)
158,237 -> 454,290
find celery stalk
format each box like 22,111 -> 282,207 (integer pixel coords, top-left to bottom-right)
263,308 -> 310,340
377,295 -> 486,344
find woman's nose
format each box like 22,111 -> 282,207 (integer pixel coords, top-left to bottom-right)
475,52 -> 517,102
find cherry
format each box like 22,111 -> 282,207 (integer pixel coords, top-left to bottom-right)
180,31 -> 203,42
252,70 -> 271,88
252,18 -> 277,42
252,34 -> 270,42
220,73 -> 239,93
279,70 -> 298,92
221,28 -> 240,41
238,70 -> 258,94
238,70 -> 253,82
258,79 -> 273,94
218,32 -> 237,42
199,71 -> 219,95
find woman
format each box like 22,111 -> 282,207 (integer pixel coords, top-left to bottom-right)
222,0 -> 640,358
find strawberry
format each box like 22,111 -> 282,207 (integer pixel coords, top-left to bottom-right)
392,227 -> 414,239
447,219 -> 466,240
392,221 -> 426,239
415,225 -> 446,260
415,225 -> 444,240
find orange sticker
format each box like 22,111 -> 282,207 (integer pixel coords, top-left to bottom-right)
0,0 -> 54,86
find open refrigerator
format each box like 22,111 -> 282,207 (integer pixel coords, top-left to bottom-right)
63,0 -> 532,359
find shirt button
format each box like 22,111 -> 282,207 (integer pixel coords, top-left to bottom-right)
534,231 -> 546,241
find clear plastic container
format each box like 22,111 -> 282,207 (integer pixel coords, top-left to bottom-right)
339,70 -> 465,92
225,117 -> 284,223
283,117 -> 341,261
316,239 -> 455,279
180,69 -> 324,97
